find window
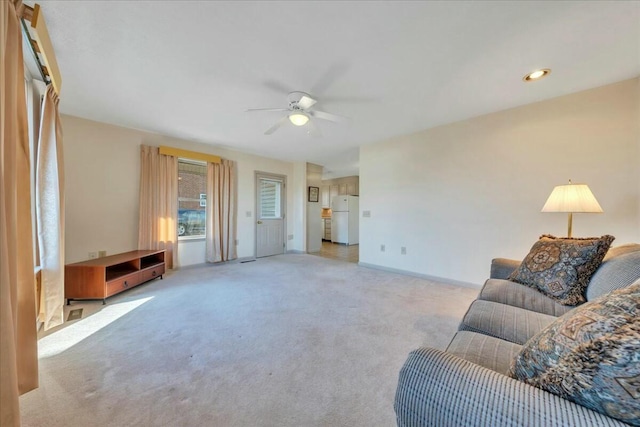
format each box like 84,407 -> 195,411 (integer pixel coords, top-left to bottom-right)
259,179 -> 282,219
178,159 -> 206,238
24,70 -> 44,263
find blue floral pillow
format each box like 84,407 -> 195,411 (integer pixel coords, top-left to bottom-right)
509,234 -> 615,306
510,281 -> 640,426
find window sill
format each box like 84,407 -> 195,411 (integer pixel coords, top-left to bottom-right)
178,236 -> 206,243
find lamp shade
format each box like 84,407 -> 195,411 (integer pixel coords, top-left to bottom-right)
541,183 -> 603,213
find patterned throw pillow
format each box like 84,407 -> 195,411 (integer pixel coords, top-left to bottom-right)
510,282 -> 640,426
508,234 -> 615,306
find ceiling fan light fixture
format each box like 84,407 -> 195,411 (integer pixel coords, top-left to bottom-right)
523,68 -> 551,82
289,112 -> 309,126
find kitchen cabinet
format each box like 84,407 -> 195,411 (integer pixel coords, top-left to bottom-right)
330,185 -> 339,204
323,218 -> 332,241
321,185 -> 330,208
347,182 -> 358,195
321,176 -> 359,207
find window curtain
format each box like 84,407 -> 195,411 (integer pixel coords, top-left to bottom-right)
206,159 -> 237,262
1,0 -> 39,425
138,145 -> 178,269
36,84 -> 65,331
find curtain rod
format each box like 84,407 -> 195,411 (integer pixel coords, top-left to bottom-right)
19,3 -> 62,95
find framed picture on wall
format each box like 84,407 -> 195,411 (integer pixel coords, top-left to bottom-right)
308,186 -> 319,202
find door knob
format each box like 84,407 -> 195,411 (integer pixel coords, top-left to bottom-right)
257,220 -> 263,224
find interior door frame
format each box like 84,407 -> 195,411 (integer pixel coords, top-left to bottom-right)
255,171 -> 287,258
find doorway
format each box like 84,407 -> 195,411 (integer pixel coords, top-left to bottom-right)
313,241 -> 359,263
255,172 -> 286,258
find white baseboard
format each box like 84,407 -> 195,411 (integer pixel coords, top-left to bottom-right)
357,262 -> 481,289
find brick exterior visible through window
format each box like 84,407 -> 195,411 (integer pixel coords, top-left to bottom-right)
178,160 -> 206,237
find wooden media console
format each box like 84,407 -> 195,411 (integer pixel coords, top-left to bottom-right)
65,250 -> 165,304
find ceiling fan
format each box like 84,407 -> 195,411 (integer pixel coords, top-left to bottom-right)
246,91 -> 347,136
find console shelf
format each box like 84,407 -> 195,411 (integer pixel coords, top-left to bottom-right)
65,250 -> 165,304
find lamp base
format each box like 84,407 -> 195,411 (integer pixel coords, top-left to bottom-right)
567,212 -> 573,238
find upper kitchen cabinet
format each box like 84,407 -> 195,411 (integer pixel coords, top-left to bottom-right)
347,181 -> 358,196
320,176 -> 359,208
321,185 -> 330,208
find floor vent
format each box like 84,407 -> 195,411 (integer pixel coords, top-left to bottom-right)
68,308 -> 83,321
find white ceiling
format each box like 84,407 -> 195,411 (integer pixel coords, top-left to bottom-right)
35,1 -> 640,178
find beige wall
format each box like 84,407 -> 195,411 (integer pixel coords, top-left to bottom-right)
63,115 -> 301,266
306,163 -> 323,252
360,78 -> 640,285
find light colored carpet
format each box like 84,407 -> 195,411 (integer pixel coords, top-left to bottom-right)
20,254 -> 478,427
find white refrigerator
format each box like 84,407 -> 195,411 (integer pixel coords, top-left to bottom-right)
331,195 -> 359,245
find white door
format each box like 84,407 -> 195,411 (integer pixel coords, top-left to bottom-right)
256,174 -> 285,258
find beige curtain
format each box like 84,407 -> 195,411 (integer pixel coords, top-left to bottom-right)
206,160 -> 237,262
138,145 -> 178,269
1,0 -> 39,425
36,84 -> 65,331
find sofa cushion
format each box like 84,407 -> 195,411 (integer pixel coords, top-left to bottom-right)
446,331 -> 522,375
479,279 -> 574,317
489,258 -> 521,280
459,300 -> 557,345
508,234 -> 615,306
587,244 -> 640,301
510,281 -> 640,426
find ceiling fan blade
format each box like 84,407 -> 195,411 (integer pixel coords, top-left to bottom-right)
263,79 -> 292,95
306,119 -> 322,138
264,116 -> 289,135
298,95 -> 317,110
246,108 -> 289,112
308,110 -> 348,123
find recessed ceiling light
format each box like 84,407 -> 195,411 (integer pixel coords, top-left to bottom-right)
523,68 -> 551,82
289,112 -> 309,126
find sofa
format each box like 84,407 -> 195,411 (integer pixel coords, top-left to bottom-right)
395,240 -> 640,427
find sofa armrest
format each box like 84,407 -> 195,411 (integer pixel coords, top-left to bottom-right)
490,258 -> 521,279
395,347 -> 626,427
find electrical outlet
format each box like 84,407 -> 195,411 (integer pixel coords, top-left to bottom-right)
380,244 -> 385,252
288,234 -> 294,240
98,250 -> 107,257
401,247 -> 407,255
246,211 -> 252,217
88,252 -> 98,259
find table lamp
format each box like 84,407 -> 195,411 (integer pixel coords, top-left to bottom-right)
541,180 -> 603,237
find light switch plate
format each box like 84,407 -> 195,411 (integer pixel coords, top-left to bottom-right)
363,210 -> 371,218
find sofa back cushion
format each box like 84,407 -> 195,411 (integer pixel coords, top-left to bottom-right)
510,280 -> 640,426
587,244 -> 640,301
